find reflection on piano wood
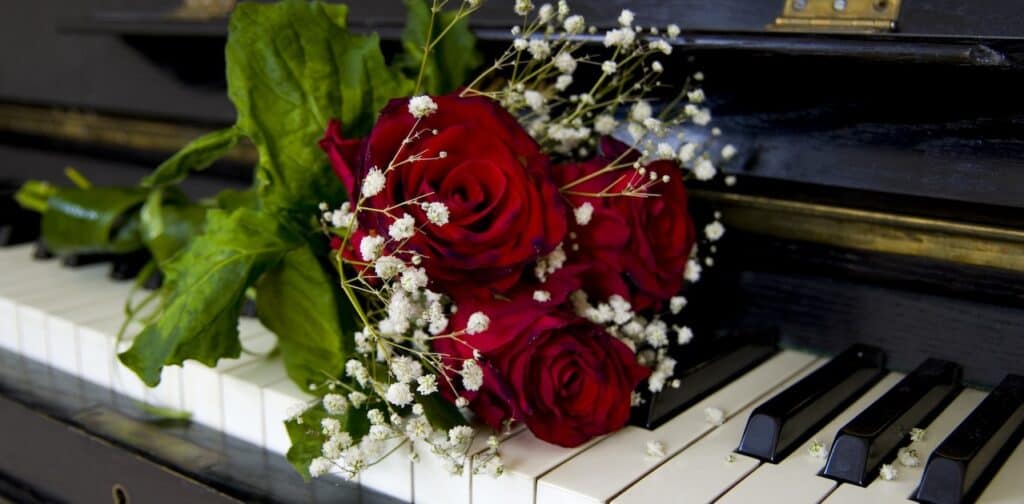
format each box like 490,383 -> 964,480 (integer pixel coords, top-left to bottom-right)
1,238 -> 1023,503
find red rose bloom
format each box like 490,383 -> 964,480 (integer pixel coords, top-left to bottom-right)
321,93 -> 568,298
554,137 -> 696,311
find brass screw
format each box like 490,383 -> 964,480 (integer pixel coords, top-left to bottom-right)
873,0 -> 889,10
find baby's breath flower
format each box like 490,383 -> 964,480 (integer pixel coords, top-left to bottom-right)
322,417 -> 342,436
523,90 -> 546,113
645,440 -> 666,458
538,3 -> 554,22
898,447 -> 921,467
603,27 -> 636,48
400,266 -> 429,292
323,393 -> 349,415
880,463 -> 899,481
455,396 -> 470,408
388,213 -> 416,241
677,143 -> 697,162
408,95 -> 438,118
533,290 -> 552,302
628,122 -> 646,142
704,407 -> 725,425
513,37 -> 528,51
466,312 -> 490,335
649,40 -> 672,55
601,60 -> 618,75
651,61 -> 664,73
361,167 -> 386,197
656,142 -> 675,160
359,234 -> 385,261
693,109 -> 712,126
669,296 -> 687,314
563,14 -> 585,34
687,89 -> 706,104
725,175 -> 737,186
910,427 -> 926,442
386,382 -> 415,406
390,355 -> 423,383
348,391 -> 368,408
676,325 -> 694,345
514,0 -> 534,16
704,221 -> 725,241
374,255 -> 404,279
574,202 -> 594,226
405,415 -> 431,440
449,425 -> 475,445
553,52 -> 577,74
685,259 -> 702,282
461,359 -> 484,391
367,408 -> 386,425
422,201 -> 450,226
694,159 -> 717,180
618,9 -> 635,27
310,457 -> 333,477
534,243 -> 566,281
808,439 -> 828,459
667,24 -> 681,38
412,403 -> 425,416
528,39 -> 551,60
721,144 -> 737,161
594,114 -> 617,135
417,374 -> 438,395
630,100 -> 653,122
555,74 -> 573,91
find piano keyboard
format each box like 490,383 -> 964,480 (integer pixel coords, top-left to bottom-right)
1,242 -> 1022,504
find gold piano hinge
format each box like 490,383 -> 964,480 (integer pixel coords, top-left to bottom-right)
770,0 -> 901,33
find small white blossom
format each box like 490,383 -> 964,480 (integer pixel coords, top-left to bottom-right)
676,325 -> 694,345
649,39 -> 672,55
323,394 -> 348,415
405,416 -> 431,440
677,143 -> 697,163
417,374 -> 438,395
367,409 -> 386,425
322,417 -> 342,436
528,39 -> 551,60
574,202 -> 594,226
388,213 -> 416,241
880,463 -> 898,481
513,37 -> 528,51
651,61 -> 664,73
523,90 -> 546,113
725,453 -> 737,463
538,3 -> 554,22
910,427 -> 926,442
693,108 -> 712,126
563,14 -> 585,34
898,447 -> 921,467
704,407 -> 725,426
310,457 -> 333,477
669,296 -> 687,314
348,391 -> 368,408
345,359 -> 369,386
645,440 -> 666,458
725,175 -> 737,186
618,9 -> 634,27
466,312 -> 490,335
390,356 -> 423,384
656,142 -> 675,160
374,255 -> 404,279
667,24 -> 681,38
601,60 -> 618,75
514,0 -> 534,15
808,439 -> 828,459
423,201 -> 449,226
557,0 -> 569,17
630,100 -> 653,122
533,290 -> 552,302
553,52 -> 577,74
693,71 -> 704,81
594,114 -> 617,135
386,382 -> 415,406
555,74 -> 573,91
645,320 -> 670,348
400,266 -> 429,293
449,425 -> 475,445
361,167 -> 386,197
408,95 -> 438,118
359,234 -> 385,262
694,159 -> 717,180
704,221 -> 725,241
685,259 -> 702,282
368,424 -> 393,441
461,359 -> 484,391
455,396 -> 469,408
534,243 -> 567,281
687,89 -> 706,104
603,27 -> 636,48
721,144 -> 737,160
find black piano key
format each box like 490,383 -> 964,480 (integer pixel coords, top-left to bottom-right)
61,253 -> 114,268
822,358 -> 963,486
913,374 -> 1024,504
631,330 -> 778,429
32,240 -> 54,260
736,344 -> 887,463
109,251 -> 152,281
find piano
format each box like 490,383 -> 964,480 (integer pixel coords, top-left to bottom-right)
2,0 -> 1024,503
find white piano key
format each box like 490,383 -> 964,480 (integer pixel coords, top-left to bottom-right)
222,355 -> 289,446
535,350 -> 820,504
262,376 -> 312,455
977,414 -> 1024,503
413,432 -> 499,504
361,438 -> 414,502
613,357 -> 830,504
825,388 -> 986,504
717,372 -> 904,504
183,322 -> 277,430
44,286 -> 133,377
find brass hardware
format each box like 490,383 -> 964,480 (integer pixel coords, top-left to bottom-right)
693,190 -> 1024,273
171,0 -> 236,20
770,0 -> 901,32
111,483 -> 130,504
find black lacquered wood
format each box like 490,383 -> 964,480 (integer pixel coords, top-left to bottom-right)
913,374 -> 1024,504
631,330 -> 778,429
109,250 -> 151,281
61,252 -> 113,268
822,358 -> 962,486
736,344 -> 886,463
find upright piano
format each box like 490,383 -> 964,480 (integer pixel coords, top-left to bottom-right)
1,0 -> 1023,503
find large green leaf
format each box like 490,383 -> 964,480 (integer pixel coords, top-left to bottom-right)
119,208 -> 299,386
285,402 -> 370,479
225,0 -> 411,220
139,189 -> 207,266
256,245 -> 356,390
400,0 -> 481,95
141,126 -> 244,188
41,187 -> 148,254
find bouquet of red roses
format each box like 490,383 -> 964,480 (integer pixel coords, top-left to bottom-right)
307,0 -> 734,479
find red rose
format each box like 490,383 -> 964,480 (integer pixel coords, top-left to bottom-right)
554,137 -> 696,310
322,93 -> 568,298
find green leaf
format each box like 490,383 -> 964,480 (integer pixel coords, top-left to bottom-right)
418,393 -> 467,432
225,0 -> 411,220
119,208 -> 299,386
400,0 -> 482,95
141,126 -> 243,188
14,180 -> 56,213
285,402 -> 370,479
40,187 -> 148,254
211,187 -> 259,211
139,189 -> 208,266
256,245 -> 356,390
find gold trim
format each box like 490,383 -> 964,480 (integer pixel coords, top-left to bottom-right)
693,190 -> 1024,272
0,103 -> 257,164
